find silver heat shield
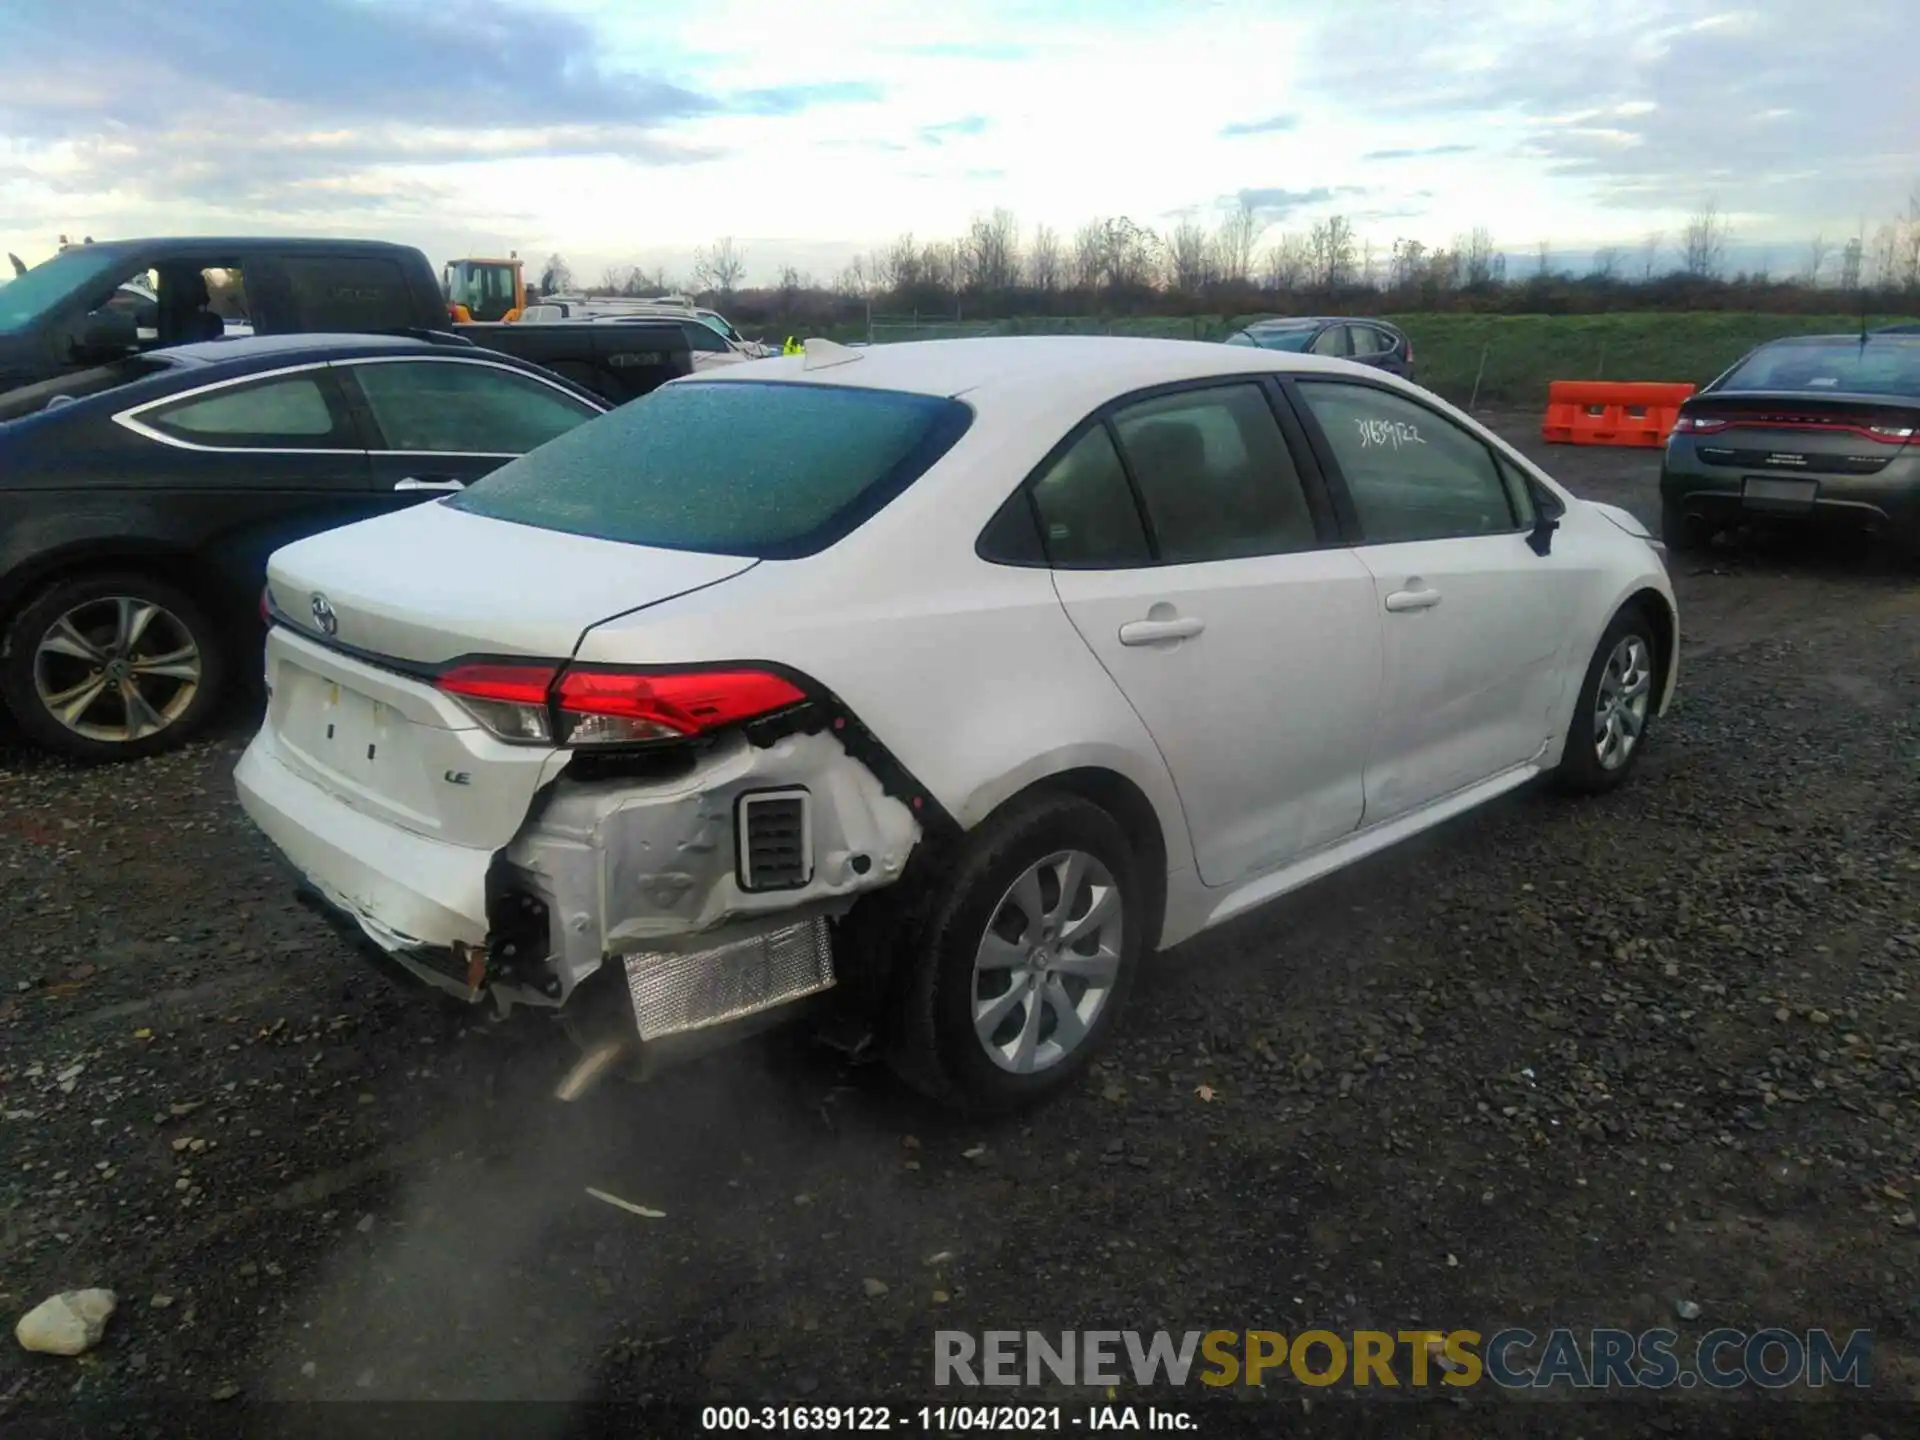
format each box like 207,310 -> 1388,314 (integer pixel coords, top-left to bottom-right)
621,917 -> 835,1041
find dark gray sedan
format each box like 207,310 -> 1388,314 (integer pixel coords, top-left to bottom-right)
1222,317 -> 1414,379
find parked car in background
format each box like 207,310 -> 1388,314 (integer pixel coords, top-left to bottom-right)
1660,330 -> 1920,555
236,335 -> 1676,1114
0,237 -> 692,405
0,333 -> 607,760
1222,317 -> 1415,379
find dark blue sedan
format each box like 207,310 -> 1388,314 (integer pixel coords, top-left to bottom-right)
1222,317 -> 1415,380
0,333 -> 606,760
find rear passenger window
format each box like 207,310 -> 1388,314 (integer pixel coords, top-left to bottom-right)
348,360 -> 598,454
1110,384 -> 1318,563
1030,426 -> 1151,567
1296,381 -> 1519,543
144,374 -> 346,448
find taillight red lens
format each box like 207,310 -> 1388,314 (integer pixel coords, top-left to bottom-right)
555,668 -> 806,745
434,662 -> 806,746
1672,415 -> 1727,435
259,587 -> 271,623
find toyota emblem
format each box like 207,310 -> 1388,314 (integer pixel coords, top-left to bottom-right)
310,593 -> 338,637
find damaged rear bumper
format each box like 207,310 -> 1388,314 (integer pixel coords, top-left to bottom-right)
236,721 -> 921,1042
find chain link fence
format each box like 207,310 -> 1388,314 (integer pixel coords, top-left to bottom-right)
825,311 -> 1920,411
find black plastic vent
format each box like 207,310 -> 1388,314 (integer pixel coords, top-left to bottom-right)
738,790 -> 811,891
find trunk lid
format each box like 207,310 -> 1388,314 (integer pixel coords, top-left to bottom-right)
1678,390 -> 1920,476
265,498 -> 759,664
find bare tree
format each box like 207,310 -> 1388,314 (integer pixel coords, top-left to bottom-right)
1588,245 -> 1622,281
1164,217 -> 1216,294
1638,231 -> 1664,281
963,208 -> 1021,294
1069,220 -> 1106,291
1532,240 -> 1553,278
1457,227 -> 1497,286
597,264 -> 631,294
1680,199 -> 1730,279
1027,224 -> 1063,294
887,233 -> 922,293
1261,232 -> 1310,290
1097,218 -> 1162,291
1899,186 -> 1920,289
834,257 -> 869,301
693,236 -> 747,296
920,239 -> 962,296
538,253 -> 574,293
1838,234 -> 1864,291
1799,234 -> 1833,286
1213,200 -> 1261,286
1307,216 -> 1356,288
1359,240 -> 1378,290
776,266 -> 810,316
1388,237 -> 1428,289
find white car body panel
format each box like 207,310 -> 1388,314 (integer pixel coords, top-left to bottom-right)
236,335 -> 1679,1038
1049,549 -> 1381,887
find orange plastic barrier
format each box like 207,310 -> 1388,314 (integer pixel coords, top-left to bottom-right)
1540,380 -> 1697,448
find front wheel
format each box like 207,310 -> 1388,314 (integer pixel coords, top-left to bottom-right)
1,572 -> 227,762
889,792 -> 1144,1115
1552,605 -> 1660,796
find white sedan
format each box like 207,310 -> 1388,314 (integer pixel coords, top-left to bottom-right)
235,336 -> 1678,1113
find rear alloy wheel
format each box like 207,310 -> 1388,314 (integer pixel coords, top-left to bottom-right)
2,573 -> 227,762
890,791 -> 1143,1114
1553,605 -> 1659,796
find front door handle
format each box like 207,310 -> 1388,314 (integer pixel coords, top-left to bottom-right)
394,476 -> 465,492
1384,587 -> 1442,612
1118,616 -> 1206,646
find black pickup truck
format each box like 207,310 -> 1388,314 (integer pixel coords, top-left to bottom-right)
0,237 -> 693,403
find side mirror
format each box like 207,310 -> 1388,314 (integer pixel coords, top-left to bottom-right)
1524,479 -> 1564,557
74,308 -> 138,357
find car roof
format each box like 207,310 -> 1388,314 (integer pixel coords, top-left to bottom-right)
693,335 -> 1369,407
157,332 -> 473,367
60,237 -> 423,262
1247,316 -> 1397,330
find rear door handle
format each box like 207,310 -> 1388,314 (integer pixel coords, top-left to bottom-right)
1118,616 -> 1205,645
1384,587 -> 1441,612
394,476 -> 465,491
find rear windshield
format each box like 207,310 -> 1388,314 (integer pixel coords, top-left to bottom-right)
1719,339 -> 1920,397
448,379 -> 974,558
1248,327 -> 1316,352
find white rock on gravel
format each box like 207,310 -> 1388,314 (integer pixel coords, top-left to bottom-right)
15,1288 -> 117,1355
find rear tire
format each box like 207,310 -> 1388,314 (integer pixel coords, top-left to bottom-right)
889,791 -> 1144,1115
1552,604 -> 1660,797
1660,497 -> 1709,555
1,571 -> 228,763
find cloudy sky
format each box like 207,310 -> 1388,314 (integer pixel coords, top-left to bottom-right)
2,0 -> 1915,284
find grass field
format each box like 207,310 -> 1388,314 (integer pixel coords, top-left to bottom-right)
822,311 -> 1920,407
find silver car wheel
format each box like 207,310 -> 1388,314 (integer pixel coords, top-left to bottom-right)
32,595 -> 203,745
970,849 -> 1123,1075
1593,634 -> 1652,772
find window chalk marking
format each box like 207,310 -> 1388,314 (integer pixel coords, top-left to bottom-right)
1355,418 -> 1426,450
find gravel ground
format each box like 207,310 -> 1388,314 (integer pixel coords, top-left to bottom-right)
3,416 -> 1918,1435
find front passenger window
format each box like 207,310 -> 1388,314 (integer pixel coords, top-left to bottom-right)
1309,327 -> 1349,358
1296,381 -> 1520,544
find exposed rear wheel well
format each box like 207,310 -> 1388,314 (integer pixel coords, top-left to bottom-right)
1008,767 -> 1170,953
5,549 -> 242,646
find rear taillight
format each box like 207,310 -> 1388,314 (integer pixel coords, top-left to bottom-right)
1868,422 -> 1918,442
259,587 -> 271,623
435,663 -> 807,746
1671,414 -> 1727,435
